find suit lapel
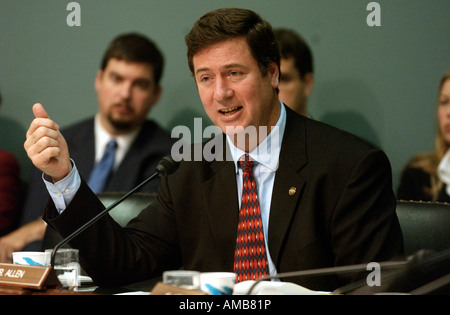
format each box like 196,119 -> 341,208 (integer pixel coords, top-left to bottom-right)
200,110 -> 310,266
69,121 -> 95,180
201,136 -> 239,249
268,107 -> 308,266
202,158 -> 239,249
108,122 -> 151,190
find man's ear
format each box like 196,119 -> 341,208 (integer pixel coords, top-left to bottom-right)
269,62 -> 280,89
94,70 -> 103,92
149,85 -> 163,109
303,73 -> 314,97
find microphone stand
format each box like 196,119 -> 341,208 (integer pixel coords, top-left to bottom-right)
246,260 -> 407,295
50,172 -> 159,267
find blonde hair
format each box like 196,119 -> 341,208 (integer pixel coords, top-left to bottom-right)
406,70 -> 450,200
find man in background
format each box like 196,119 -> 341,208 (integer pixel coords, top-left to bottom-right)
0,33 -> 173,262
274,28 -> 314,117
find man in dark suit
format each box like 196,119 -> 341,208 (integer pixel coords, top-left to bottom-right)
0,33 -> 173,262
25,9 -> 403,291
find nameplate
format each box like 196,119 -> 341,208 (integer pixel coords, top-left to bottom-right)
0,263 -> 60,290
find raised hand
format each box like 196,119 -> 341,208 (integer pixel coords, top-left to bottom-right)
24,103 -> 72,182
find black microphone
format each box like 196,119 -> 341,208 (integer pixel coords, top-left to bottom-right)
50,155 -> 179,267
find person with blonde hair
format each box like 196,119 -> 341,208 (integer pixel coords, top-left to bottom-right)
397,70 -> 450,202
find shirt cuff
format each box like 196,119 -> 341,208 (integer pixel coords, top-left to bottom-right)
43,159 -> 81,214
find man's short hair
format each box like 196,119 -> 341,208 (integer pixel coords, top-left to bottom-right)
274,28 -> 313,79
100,33 -> 165,85
185,8 -> 280,77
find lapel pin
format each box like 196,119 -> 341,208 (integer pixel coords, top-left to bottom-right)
289,187 -> 297,196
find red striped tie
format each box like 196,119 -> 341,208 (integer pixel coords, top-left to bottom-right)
234,154 -> 269,283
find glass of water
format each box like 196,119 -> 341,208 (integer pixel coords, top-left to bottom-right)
163,270 -> 201,290
46,248 -> 80,290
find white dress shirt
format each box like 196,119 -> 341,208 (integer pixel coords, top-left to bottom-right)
93,114 -> 140,171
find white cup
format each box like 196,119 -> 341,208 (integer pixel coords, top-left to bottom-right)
200,272 -> 236,295
12,251 -> 51,266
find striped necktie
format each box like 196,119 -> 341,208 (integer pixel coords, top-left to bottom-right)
234,154 -> 269,283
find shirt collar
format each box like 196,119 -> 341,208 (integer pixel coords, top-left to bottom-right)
93,114 -> 141,163
226,100 -> 286,174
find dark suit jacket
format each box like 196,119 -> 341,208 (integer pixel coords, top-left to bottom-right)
0,150 -> 20,236
21,118 -> 173,225
44,107 -> 404,291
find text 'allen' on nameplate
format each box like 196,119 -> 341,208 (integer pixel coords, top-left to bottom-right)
0,263 -> 59,290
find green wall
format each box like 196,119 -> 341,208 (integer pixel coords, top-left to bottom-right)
1,0 -> 449,193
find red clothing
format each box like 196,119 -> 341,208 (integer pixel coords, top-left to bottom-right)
0,150 -> 20,236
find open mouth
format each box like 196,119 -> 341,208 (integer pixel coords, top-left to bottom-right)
219,106 -> 243,116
